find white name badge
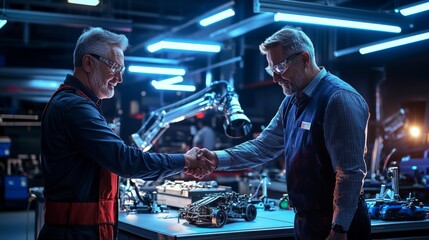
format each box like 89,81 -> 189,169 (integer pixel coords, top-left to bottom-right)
300,121 -> 311,130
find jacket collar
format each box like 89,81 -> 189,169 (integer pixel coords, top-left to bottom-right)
64,74 -> 100,105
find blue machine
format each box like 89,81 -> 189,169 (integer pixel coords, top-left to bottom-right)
378,199 -> 425,221
367,167 -> 427,221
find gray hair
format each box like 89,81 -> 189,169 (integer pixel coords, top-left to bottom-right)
259,26 -> 315,61
73,27 -> 129,67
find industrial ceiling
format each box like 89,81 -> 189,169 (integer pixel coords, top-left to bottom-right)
0,0 -> 428,106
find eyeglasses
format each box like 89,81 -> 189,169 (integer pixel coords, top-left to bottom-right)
89,53 -> 125,75
265,52 -> 303,77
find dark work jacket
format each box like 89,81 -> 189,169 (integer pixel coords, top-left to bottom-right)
282,73 -> 359,212
39,75 -> 184,239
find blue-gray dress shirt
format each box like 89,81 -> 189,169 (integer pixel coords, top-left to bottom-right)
215,68 -> 369,230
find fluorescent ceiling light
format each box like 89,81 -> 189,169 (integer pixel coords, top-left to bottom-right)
128,65 -> 186,75
67,0 -> 99,6
152,76 -> 184,85
151,81 -> 196,92
29,80 -> 60,90
199,8 -> 235,26
147,40 -> 221,53
125,56 -> 180,65
274,13 -> 401,33
359,30 -> 429,54
0,19 -> 6,29
255,0 -> 408,33
396,1 -> 429,16
151,76 -> 195,92
334,29 -> 429,56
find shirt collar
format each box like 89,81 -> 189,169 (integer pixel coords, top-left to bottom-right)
291,67 -> 326,106
301,67 -> 326,98
64,74 -> 100,104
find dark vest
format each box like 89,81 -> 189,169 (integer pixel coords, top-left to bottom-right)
282,72 -> 359,212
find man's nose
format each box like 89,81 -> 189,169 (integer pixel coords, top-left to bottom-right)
116,74 -> 123,83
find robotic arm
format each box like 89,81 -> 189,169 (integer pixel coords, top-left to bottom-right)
131,80 -> 252,152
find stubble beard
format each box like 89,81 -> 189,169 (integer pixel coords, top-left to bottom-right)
91,68 -> 114,99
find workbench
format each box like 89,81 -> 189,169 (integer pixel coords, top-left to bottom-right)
118,208 -> 429,240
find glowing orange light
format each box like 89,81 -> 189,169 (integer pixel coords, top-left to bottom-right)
409,126 -> 421,138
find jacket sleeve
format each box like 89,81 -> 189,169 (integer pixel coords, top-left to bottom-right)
66,100 -> 185,179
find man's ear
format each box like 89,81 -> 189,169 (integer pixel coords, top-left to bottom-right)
82,54 -> 92,73
301,52 -> 310,65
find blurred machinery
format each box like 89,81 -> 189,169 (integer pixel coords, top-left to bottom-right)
248,174 -> 276,210
131,80 -> 252,152
119,178 -> 167,213
366,167 -> 426,221
371,108 -> 407,181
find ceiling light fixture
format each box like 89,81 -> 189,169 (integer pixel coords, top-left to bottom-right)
151,81 -> 196,92
0,0 -> 6,29
67,0 -> 100,6
255,0 -> 408,33
124,56 -> 180,65
152,76 -> 184,85
359,30 -> 429,54
396,0 -> 429,16
334,29 -> 429,56
199,8 -> 235,26
147,40 -> 221,53
0,19 -> 6,29
128,65 -> 186,75
274,13 -> 401,33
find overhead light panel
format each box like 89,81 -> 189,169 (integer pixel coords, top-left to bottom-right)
151,80 -> 196,92
153,76 -> 184,85
360,30 -> 429,54
68,0 -> 100,6
125,56 -> 180,65
255,0 -> 408,33
128,66 -> 186,75
147,40 -> 221,53
0,19 -> 6,29
334,29 -> 429,56
396,1 -> 429,16
274,13 -> 401,33
151,76 -> 195,92
199,8 -> 235,26
29,80 -> 60,90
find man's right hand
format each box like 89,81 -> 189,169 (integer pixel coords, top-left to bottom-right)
183,147 -> 216,179
197,148 -> 218,169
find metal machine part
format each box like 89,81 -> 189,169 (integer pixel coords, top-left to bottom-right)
366,167 -> 426,221
131,80 -> 252,151
178,191 -> 257,227
119,178 -> 167,213
388,167 -> 400,200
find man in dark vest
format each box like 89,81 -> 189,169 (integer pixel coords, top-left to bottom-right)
39,27 -> 214,240
195,26 -> 371,240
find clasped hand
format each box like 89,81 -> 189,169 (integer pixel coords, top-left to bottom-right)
183,147 -> 218,179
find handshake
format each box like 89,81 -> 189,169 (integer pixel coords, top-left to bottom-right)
183,147 -> 218,179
